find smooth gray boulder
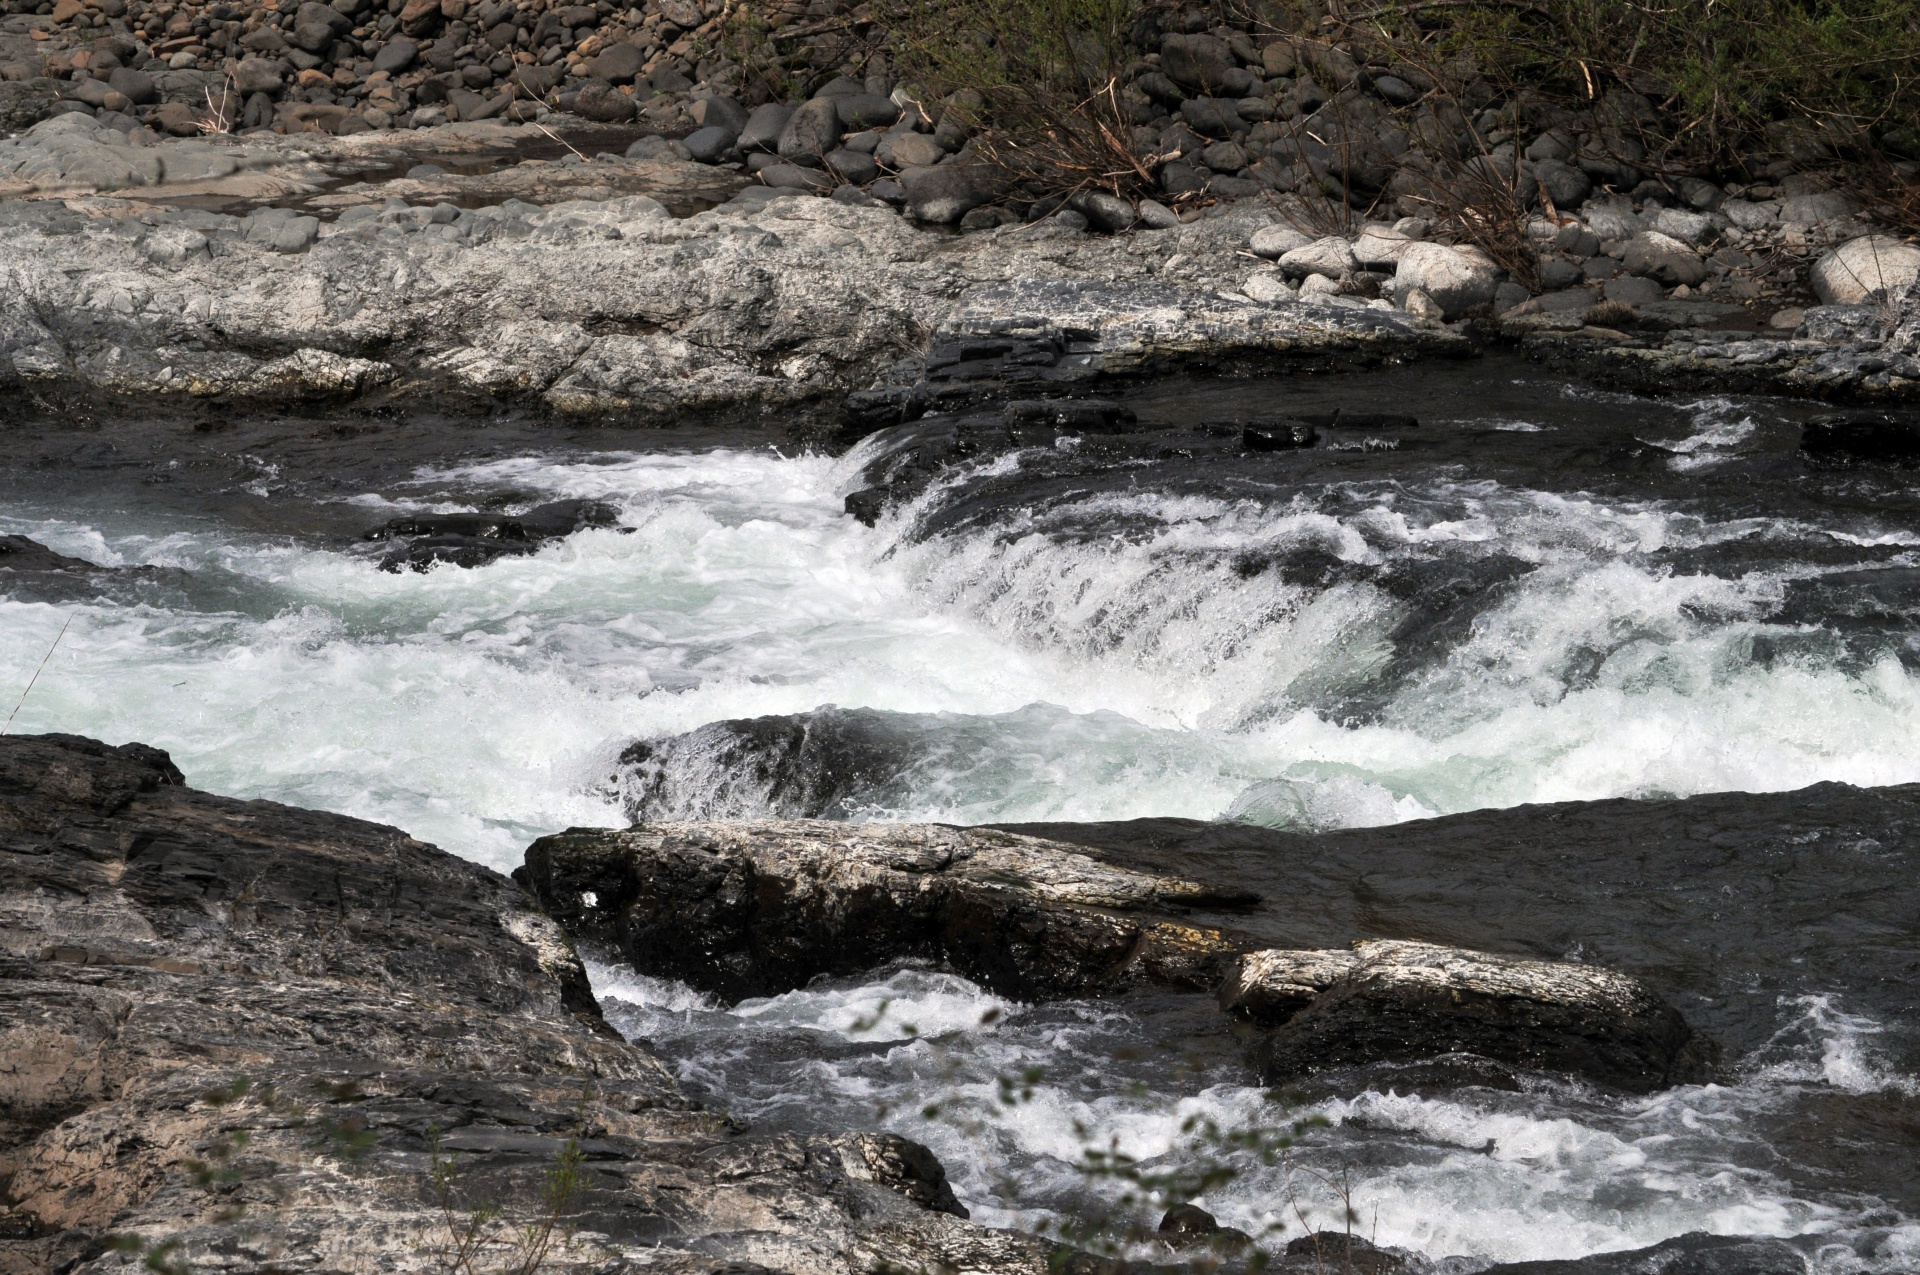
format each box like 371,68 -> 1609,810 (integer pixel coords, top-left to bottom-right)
777,95 -> 841,162
1622,230 -> 1708,286
1812,235 -> 1920,306
1393,240 -> 1499,316
899,161 -> 999,224
736,103 -> 793,154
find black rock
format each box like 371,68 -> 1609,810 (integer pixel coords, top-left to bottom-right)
363,499 -> 619,572
1297,410 -> 1419,429
1801,412 -> 1920,464
1479,1231 -> 1807,1275
1244,421 -> 1317,450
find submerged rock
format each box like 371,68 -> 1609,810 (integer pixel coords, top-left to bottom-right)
0,734 -> 1035,1275
1221,940 -> 1715,1093
363,497 -> 620,570
518,820 -> 1257,1002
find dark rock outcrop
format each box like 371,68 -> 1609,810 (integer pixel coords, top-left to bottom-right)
517,820 -> 1256,1003
1220,941 -> 1716,1093
0,734 -> 1048,1275
363,498 -> 620,571
1800,411 -> 1920,463
521,820 -> 1714,1094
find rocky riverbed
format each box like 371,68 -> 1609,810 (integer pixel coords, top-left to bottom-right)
0,115 -> 1916,431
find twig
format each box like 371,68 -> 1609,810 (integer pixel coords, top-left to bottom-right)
2,612 -> 74,736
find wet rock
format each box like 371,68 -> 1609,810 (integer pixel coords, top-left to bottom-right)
518,820 -> 1256,1003
1221,940 -> 1715,1092
1158,1204 -> 1254,1254
363,498 -> 620,571
608,706 -> 942,820
1283,1233 -> 1403,1273
0,734 -> 1031,1275
1811,235 -> 1920,306
1800,412 -> 1920,463
1244,421 -> 1316,450
1479,1231 -> 1808,1275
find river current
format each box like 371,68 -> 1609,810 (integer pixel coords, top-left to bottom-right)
3,358 -> 1917,1271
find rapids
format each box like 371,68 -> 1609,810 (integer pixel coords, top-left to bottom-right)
3,356 -> 1917,1270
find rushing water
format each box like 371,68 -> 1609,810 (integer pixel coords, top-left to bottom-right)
3,358 -> 1918,1270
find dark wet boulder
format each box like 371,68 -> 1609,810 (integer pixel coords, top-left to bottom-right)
1157,1204 -> 1253,1255
609,706 -> 936,820
362,499 -> 620,571
1221,940 -> 1715,1093
1243,421 -> 1316,450
517,820 -> 1256,1003
1281,1232 -> 1403,1274
1800,412 -> 1920,464
0,533 -> 160,601
1479,1231 -> 1807,1275
0,533 -> 103,576
0,733 -> 1049,1275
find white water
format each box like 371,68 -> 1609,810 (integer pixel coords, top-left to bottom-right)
6,412 -> 1920,1270
589,959 -> 1920,1272
4,427 -> 1920,868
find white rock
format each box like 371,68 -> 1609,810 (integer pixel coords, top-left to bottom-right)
1621,230 -> 1707,286
1278,235 -> 1358,280
1393,241 -> 1498,317
1719,199 -> 1777,231
1250,223 -> 1312,259
1297,271 -> 1341,297
1780,191 -> 1856,225
1242,271 -> 1295,303
1402,288 -> 1444,324
1811,235 -> 1920,305
1580,200 -> 1643,241
1652,207 -> 1717,245
1351,226 -> 1414,268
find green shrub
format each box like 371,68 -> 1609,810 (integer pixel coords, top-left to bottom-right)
1319,0 -> 1920,174
886,0 -> 1160,200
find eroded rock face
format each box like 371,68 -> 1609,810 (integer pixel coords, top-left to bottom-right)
0,734 -> 1043,1275
518,821 -> 1256,1003
1220,940 -> 1715,1093
0,194 -> 1451,430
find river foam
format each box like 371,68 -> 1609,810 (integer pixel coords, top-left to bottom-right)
5,426 -> 1920,864
588,958 -> 1920,1272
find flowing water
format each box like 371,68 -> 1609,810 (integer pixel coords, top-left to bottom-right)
3,357 -> 1918,1271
